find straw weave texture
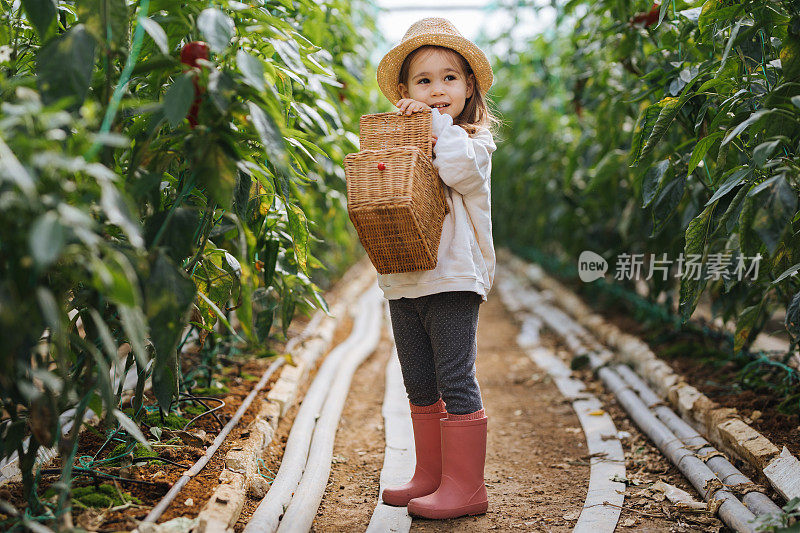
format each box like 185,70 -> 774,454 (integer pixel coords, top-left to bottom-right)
345,111 -> 447,275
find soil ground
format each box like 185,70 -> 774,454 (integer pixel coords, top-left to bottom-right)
8,255 -> 779,532
258,288 -> 728,532
576,284 -> 800,459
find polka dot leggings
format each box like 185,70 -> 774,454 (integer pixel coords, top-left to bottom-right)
388,290 -> 484,415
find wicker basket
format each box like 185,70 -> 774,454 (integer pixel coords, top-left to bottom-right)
345,110 -> 448,275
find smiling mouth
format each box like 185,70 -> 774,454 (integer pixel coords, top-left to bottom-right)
431,103 -> 450,109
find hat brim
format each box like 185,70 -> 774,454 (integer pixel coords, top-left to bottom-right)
377,34 -> 493,106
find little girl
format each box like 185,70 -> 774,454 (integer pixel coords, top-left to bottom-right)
373,17 -> 499,520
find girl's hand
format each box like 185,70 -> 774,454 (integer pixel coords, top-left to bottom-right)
396,98 -> 430,115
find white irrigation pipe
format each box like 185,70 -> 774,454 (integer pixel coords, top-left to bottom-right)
499,266 -> 764,533
599,367 -> 759,533
613,365 -> 784,517
367,344 -> 414,533
139,356 -> 285,527
244,285 -> 383,533
495,272 -> 626,533
275,287 -> 383,532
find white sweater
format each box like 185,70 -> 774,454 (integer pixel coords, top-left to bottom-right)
377,108 -> 497,302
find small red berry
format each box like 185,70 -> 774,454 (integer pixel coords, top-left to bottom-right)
377,163 -> 386,171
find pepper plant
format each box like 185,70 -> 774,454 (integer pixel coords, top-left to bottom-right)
490,0 -> 800,357
0,0 -> 377,526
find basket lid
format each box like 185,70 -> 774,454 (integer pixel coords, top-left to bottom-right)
358,110 -> 432,158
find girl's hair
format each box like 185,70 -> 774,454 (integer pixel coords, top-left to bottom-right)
398,45 -> 501,136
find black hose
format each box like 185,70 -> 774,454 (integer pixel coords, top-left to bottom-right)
174,395 -> 226,430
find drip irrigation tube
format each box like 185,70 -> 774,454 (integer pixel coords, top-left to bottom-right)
38,468 -> 162,486
243,285 -> 383,533
599,367 -> 759,533
499,265 -> 770,532
138,356 -> 285,527
275,288 -> 382,533
613,365 -> 784,517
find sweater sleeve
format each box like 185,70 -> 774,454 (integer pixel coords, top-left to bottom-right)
430,108 -> 497,197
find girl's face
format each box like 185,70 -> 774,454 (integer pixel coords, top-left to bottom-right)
398,48 -> 474,120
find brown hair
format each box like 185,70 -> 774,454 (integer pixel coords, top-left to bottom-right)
398,45 -> 501,136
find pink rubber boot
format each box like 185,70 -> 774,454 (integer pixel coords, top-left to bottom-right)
407,410 -> 488,519
381,399 -> 448,506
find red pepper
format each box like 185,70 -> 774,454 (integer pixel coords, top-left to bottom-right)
180,41 -> 209,68
180,41 -> 209,128
630,3 -> 660,28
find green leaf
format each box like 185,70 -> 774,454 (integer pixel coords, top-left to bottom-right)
717,19 -> 743,75
629,102 -> 663,166
253,288 -> 278,343
752,175 -> 797,255
734,303 -> 762,351
773,264 -> 800,285
197,8 -> 234,52
747,174 -> 781,197
651,173 -> 686,236
752,140 -> 781,168
237,50 -> 265,91
163,73 -> 195,128
261,239 -> 280,288
248,102 -> 288,169
710,181 -> 751,240
78,322 -> 114,422
207,69 -> 235,113
144,208 -> 200,262
786,291 -> 800,342
88,309 -> 121,370
656,0 -> 671,28
0,138 -> 36,197
698,2 -> 743,35
77,0 -> 129,51
197,291 -> 243,340
705,167 -> 749,207
780,35 -> 800,81
642,159 -> 670,208
285,202 -> 309,276
113,409 -> 152,451
630,93 -> 693,166
195,142 -> 237,208
22,0 -> 57,41
639,97 -> 687,163
145,252 -> 196,412
36,25 -> 97,108
29,212 -> 64,269
91,252 -> 139,307
280,287 -> 296,338
739,195 -> 759,257
721,109 -> 773,146
100,180 -> 144,248
270,38 -> 309,77
233,171 -> 252,221
118,304 -> 149,368
679,203 -> 714,322
688,132 -> 722,175
139,17 -> 169,55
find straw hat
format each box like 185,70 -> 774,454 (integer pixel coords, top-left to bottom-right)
377,17 -> 493,105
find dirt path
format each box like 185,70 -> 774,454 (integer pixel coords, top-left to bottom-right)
238,284 -> 726,532
312,291 -> 592,531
